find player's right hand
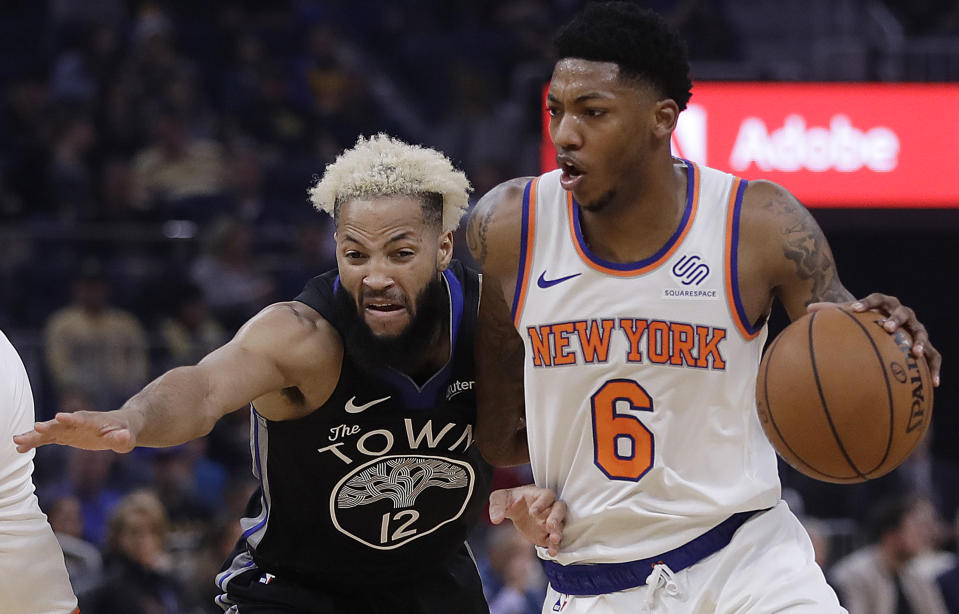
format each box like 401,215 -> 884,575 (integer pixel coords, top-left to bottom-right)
13,410 -> 137,454
489,485 -> 566,556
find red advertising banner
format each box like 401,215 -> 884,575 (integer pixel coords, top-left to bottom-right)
541,83 -> 959,207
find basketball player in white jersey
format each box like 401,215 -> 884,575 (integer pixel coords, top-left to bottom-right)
0,329 -> 78,614
470,3 -> 941,613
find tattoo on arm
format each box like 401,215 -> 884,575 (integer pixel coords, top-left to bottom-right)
467,177 -> 530,268
766,192 -> 853,306
466,204 -> 495,267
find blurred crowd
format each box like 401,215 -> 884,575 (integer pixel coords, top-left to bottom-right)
0,1 -> 957,613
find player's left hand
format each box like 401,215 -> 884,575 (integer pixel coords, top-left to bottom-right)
489,485 -> 566,556
808,293 -> 941,387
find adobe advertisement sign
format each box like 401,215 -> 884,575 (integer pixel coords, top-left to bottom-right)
541,83 -> 959,207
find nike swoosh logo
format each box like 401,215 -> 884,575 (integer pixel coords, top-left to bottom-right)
345,395 -> 391,414
537,271 -> 581,289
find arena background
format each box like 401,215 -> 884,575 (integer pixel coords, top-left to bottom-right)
0,1 -> 956,612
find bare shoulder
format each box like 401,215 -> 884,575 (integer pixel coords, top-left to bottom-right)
233,301 -> 342,372
740,179 -> 806,226
739,180 -> 826,259
740,179 -> 852,318
466,176 -> 533,276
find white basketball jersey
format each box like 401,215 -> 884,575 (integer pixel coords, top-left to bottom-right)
513,161 -> 781,565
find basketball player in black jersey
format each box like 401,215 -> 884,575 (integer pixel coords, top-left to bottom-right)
15,134 -> 565,614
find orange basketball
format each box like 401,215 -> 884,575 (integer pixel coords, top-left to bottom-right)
756,307 -> 934,483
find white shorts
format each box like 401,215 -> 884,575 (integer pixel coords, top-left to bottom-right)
542,501 -> 845,614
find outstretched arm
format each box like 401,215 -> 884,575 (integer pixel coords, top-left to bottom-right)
743,181 -> 941,384
468,177 -> 532,466
15,302 -> 340,453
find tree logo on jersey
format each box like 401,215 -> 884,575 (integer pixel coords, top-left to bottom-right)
330,454 -> 475,550
337,457 -> 468,508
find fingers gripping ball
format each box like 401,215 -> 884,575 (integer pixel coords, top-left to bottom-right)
756,307 -> 934,483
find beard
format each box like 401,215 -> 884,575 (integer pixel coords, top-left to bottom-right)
334,274 -> 448,374
579,188 -> 615,212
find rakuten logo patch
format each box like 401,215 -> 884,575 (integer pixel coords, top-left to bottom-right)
729,115 -> 900,173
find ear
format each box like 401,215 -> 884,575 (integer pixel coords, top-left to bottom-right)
652,99 -> 680,140
436,231 -> 453,271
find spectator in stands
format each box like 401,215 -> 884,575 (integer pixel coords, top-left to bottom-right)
130,104 -> 227,219
801,516 -> 834,575
44,260 -> 149,409
158,281 -> 227,370
2,77 -> 55,217
79,489 -> 194,614
129,5 -> 193,104
47,493 -> 104,595
224,138 -> 267,222
271,217 -> 337,300
189,216 -> 275,330
41,447 -> 124,547
149,439 -> 223,531
48,112 -> 98,221
479,523 -> 547,614
49,23 -> 122,105
205,409 -> 259,479
832,494 -> 948,614
99,155 -> 136,219
94,62 -> 148,158
179,515 -> 244,614
908,495 -> 957,586
218,32 -> 268,113
935,509 -> 959,613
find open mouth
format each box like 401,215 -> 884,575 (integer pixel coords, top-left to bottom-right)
559,159 -> 585,189
365,302 -> 405,313
362,293 -> 410,322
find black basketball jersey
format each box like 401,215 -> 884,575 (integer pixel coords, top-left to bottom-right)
220,260 -> 493,589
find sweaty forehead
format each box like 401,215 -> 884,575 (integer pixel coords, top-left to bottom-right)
549,58 -> 653,102
337,196 -> 428,240
551,59 -> 622,91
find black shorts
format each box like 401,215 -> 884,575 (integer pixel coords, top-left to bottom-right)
216,544 -> 489,614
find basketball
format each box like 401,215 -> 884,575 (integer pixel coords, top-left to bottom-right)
756,307 -> 934,483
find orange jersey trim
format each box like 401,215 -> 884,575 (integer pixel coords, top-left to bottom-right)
566,162 -> 700,277
724,177 -> 762,339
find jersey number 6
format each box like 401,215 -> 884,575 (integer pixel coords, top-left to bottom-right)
590,379 -> 654,481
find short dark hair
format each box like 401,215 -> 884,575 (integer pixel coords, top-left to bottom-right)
867,494 -> 922,542
554,1 -> 693,110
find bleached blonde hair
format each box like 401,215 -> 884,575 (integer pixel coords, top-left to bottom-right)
309,134 -> 472,233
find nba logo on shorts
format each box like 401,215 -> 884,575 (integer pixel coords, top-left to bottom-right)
671,103 -> 707,165
552,593 -> 570,611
